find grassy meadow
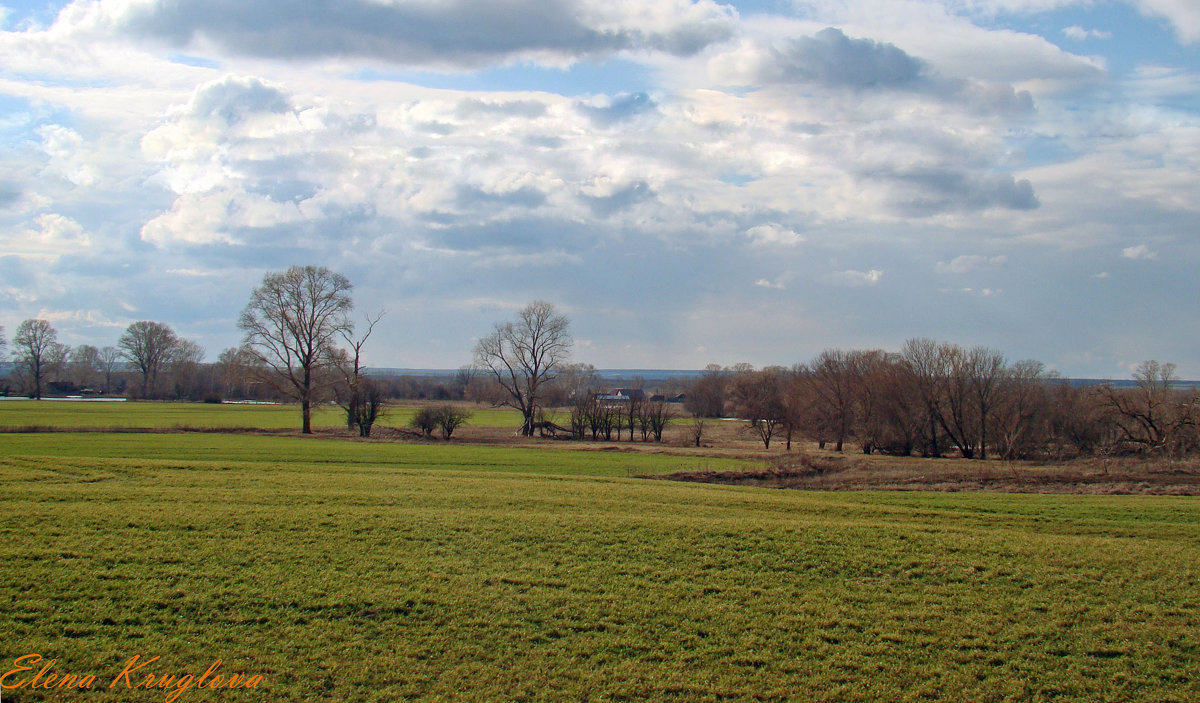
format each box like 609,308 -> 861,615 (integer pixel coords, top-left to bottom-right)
1,401 -> 1198,701
0,398 -> 525,431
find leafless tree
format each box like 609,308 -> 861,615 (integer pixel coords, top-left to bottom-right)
436,406 -> 472,440
1099,361 -> 1198,454
99,346 -> 123,394
69,344 -> 102,390
992,360 -> 1051,460
806,350 -> 858,452
119,320 -> 179,399
167,338 -> 206,399
13,319 -> 66,400
730,366 -> 787,449
685,364 -> 727,418
966,346 -> 1007,460
334,311 -> 385,436
640,398 -> 674,442
216,347 -> 257,400
689,416 -> 706,447
474,301 -> 571,437
239,265 -> 355,434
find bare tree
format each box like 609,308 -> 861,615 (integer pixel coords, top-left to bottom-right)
1099,361 -> 1197,454
729,366 -> 787,449
334,312 -> 385,436
239,265 -> 355,434
99,346 -> 123,394
474,301 -> 572,437
166,338 -> 206,399
966,346 -> 1007,460
685,364 -> 728,418
119,321 -> 179,399
806,350 -> 857,452
640,398 -> 674,442
69,344 -> 102,390
436,406 -> 472,440
13,319 -> 65,400
216,346 -> 258,400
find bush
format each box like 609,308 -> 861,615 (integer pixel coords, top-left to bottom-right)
410,407 -> 439,438
203,394 -> 223,404
410,405 -> 472,440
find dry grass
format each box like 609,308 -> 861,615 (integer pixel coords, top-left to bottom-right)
656,451 -> 1200,495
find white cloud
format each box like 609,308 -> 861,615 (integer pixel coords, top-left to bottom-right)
1062,25 -> 1112,40
827,269 -> 884,286
935,254 -> 1008,273
6,213 -> 91,257
1132,0 -> 1200,43
755,277 -> 786,289
745,223 -> 804,247
1121,243 -> 1158,260
51,0 -> 739,68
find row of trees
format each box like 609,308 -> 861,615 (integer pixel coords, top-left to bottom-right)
685,342 -> 1199,459
0,319 -> 205,401
6,278 -> 1196,458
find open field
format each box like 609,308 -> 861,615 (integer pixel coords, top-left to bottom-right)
0,398 -> 528,432
2,403 -> 1199,700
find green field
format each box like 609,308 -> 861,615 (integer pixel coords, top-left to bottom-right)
1,417 -> 1198,700
0,399 -> 525,431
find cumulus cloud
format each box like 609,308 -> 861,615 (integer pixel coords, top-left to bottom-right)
1062,26 -> 1112,41
935,254 -> 1008,274
827,269 -> 883,287
8,213 -> 91,257
55,0 -> 738,67
1133,0 -> 1200,43
1122,243 -> 1158,260
762,27 -> 926,88
38,125 -> 97,187
869,168 -> 1039,216
187,75 -> 292,124
581,180 -> 655,216
745,223 -> 804,247
709,28 -> 1033,114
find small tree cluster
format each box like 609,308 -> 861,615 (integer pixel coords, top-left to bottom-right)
568,394 -> 673,443
410,405 -> 472,440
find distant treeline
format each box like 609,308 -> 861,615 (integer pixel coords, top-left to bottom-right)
679,340 -> 1200,460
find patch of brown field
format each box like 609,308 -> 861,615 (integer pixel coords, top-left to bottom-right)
651,452 -> 1200,495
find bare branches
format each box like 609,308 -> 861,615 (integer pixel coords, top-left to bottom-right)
474,301 -> 572,437
239,265 -> 355,433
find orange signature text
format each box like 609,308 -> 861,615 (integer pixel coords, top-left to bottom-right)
2,653 -> 263,702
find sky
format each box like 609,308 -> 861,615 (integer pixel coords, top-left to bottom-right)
0,0 -> 1197,376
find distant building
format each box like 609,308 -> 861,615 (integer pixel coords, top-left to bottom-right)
598,388 -> 646,402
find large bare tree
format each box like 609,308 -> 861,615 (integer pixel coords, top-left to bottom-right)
13,319 -> 65,400
119,320 -> 179,399
474,300 -> 571,437
239,265 -> 355,434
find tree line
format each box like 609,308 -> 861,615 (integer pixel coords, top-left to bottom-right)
683,343 -> 1199,459
5,268 -> 1197,458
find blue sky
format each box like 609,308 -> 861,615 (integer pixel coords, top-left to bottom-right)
1,0 -> 1198,377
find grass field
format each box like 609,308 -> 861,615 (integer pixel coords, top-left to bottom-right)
2,406 -> 1199,701
0,399 -> 526,431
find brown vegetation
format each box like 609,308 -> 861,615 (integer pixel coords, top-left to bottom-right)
655,452 -> 1200,495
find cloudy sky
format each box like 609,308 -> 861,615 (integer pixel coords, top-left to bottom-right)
1,0 -> 1197,376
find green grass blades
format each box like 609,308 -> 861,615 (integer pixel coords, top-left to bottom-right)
1,439 -> 1198,700
0,399 -> 526,431
0,432 -> 749,477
